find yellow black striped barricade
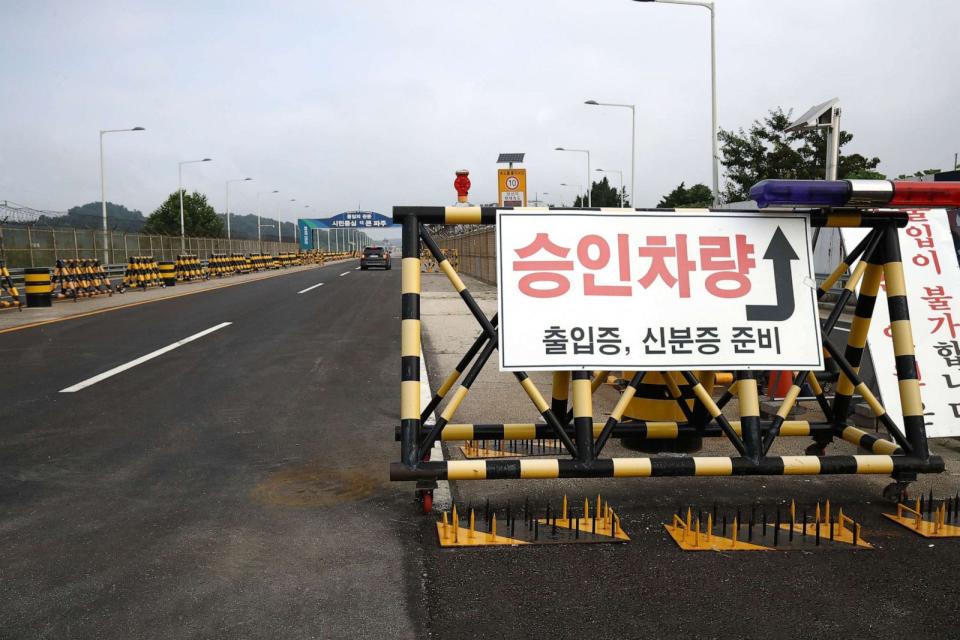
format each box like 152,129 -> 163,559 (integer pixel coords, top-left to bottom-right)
389,205 -> 944,504
159,261 -> 177,287
24,267 -> 53,307
0,260 -> 22,309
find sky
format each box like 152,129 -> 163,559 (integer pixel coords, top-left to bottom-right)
1,0 -> 959,240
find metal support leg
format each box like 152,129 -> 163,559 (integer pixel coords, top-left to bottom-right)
880,225 -> 930,460
737,372 -> 762,463
400,215 -> 421,467
572,371 -> 595,463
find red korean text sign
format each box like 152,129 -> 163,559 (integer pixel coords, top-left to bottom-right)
496,210 -> 823,371
842,210 -> 960,438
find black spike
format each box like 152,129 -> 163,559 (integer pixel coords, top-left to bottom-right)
712,502 -> 718,524
829,520 -> 834,542
774,509 -> 780,546
534,518 -> 539,541
762,511 -> 767,538
575,517 -> 580,539
722,515 -> 727,537
816,519 -> 821,546
929,489 -> 935,518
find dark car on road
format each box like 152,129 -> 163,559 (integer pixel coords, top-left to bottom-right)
360,246 -> 391,270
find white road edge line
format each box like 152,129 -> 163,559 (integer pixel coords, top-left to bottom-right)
420,347 -> 451,511
339,271 -> 350,277
354,266 -> 360,270
297,282 -> 325,294
59,322 -> 233,393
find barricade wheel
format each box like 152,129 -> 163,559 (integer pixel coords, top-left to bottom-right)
804,442 -> 827,457
882,482 -> 910,503
420,491 -> 433,514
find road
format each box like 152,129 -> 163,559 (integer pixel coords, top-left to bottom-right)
0,259 -> 429,639
3,258 -> 960,639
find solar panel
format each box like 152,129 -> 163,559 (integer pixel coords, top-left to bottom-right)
497,153 -> 525,164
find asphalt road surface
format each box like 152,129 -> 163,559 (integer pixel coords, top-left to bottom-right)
3,258 -> 960,639
1,259 -> 430,639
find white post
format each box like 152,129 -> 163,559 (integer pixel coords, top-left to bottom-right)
225,181 -> 231,243
99,131 -> 108,264
629,105 -> 635,206
586,150 -> 591,207
709,3 -> 719,206
825,107 -> 841,181
178,162 -> 185,239
99,127 -> 144,263
636,1 -> 717,204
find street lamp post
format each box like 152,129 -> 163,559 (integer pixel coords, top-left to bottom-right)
585,100 -> 635,206
178,158 -> 212,243
634,0 -> 718,206
281,198 -> 295,245
225,177 -> 252,253
99,126 -> 145,264
596,168 -> 624,206
555,147 -> 591,206
560,183 -> 584,208
256,189 -> 279,253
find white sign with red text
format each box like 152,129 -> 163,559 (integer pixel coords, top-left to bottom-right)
497,209 -> 823,371
842,210 -> 960,438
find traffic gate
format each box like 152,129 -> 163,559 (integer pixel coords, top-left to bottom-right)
390,181 -> 960,504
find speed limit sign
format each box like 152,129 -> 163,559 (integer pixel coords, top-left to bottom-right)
498,168 -> 527,206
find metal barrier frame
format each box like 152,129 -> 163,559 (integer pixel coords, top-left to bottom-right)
390,206 -> 944,483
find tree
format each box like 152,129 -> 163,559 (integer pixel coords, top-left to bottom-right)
35,202 -> 145,232
718,107 -> 884,203
573,177 -> 629,207
656,182 -> 713,208
896,168 -> 941,180
144,190 -> 224,237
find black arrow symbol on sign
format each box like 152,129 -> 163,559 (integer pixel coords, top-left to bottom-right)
745,226 -> 799,322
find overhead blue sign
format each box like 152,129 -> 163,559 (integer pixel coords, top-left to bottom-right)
297,211 -> 393,250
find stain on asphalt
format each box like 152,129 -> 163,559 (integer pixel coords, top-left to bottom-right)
251,463 -> 382,508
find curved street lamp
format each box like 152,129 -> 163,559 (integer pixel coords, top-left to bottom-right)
99,126 -> 145,263
178,158 -> 212,239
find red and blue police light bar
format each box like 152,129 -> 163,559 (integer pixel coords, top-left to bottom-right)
750,179 -> 960,209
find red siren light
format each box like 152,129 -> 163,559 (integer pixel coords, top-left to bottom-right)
889,182 -> 960,208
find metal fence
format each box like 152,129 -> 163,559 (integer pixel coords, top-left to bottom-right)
436,227 -> 497,284
0,225 -> 299,268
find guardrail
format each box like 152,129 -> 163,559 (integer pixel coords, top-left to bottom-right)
0,224 -> 299,269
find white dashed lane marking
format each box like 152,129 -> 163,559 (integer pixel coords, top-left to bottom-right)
60,322 -> 233,392
297,282 -> 325,294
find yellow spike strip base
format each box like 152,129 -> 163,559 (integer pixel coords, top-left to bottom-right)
458,440 -> 563,459
664,521 -> 771,552
779,521 -> 873,549
883,504 -> 960,538
436,522 -> 529,547
436,496 -> 629,547
534,516 -> 631,542
458,445 -> 525,459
